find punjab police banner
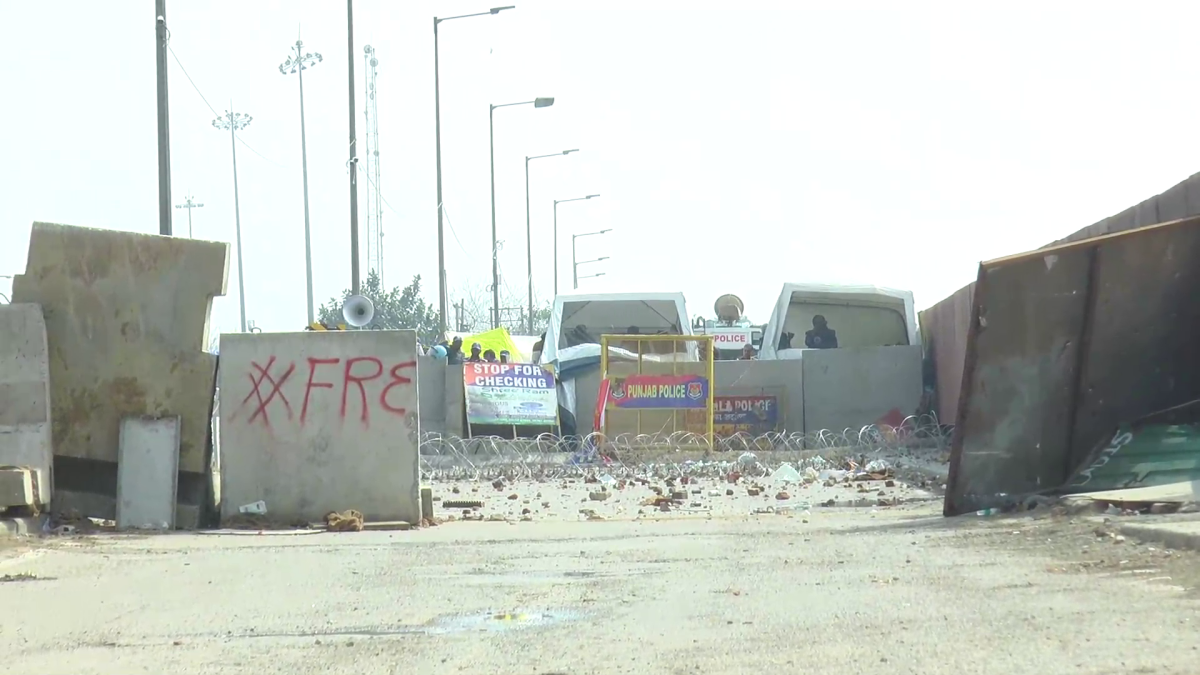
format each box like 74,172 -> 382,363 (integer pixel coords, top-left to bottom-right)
608,374 -> 709,409
714,395 -> 778,435
463,363 -> 558,426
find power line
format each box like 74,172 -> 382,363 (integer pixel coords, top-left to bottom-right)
168,45 -> 218,117
169,43 -> 287,170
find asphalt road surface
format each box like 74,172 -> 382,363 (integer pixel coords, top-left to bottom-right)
2,483 -> 1199,675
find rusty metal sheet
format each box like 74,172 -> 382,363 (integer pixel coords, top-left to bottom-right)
945,215 -> 1200,515
917,282 -> 974,425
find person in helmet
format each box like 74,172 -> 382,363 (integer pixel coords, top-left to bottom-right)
466,342 -> 484,363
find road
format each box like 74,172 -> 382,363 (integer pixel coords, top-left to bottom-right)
2,480 -> 1199,675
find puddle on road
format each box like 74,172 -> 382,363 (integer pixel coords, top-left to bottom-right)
237,608 -> 585,641
457,569 -> 603,585
454,567 -> 654,586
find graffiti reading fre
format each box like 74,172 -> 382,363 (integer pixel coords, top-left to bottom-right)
236,355 -> 416,428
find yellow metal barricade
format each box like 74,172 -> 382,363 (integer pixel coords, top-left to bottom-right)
598,334 -> 714,450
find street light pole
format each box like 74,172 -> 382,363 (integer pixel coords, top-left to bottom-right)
525,149 -> 578,334
155,0 -> 172,237
280,40 -> 323,325
174,194 -> 204,238
571,230 -> 612,290
552,194 -> 600,296
489,97 -> 555,329
434,6 -> 515,337
212,109 -> 253,333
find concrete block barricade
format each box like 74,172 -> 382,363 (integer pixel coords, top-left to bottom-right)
801,345 -> 923,434
219,330 -> 421,525
11,222 -> 229,527
0,303 -> 53,508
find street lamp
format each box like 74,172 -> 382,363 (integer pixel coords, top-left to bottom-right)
552,195 -> 599,296
571,231 -> 611,289
280,40 -> 323,325
525,148 -> 578,333
174,193 -> 204,238
577,271 -> 606,284
489,97 -> 555,328
212,109 -> 252,333
434,5 -> 515,337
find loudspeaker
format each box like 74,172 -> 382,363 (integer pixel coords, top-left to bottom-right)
342,295 -> 375,328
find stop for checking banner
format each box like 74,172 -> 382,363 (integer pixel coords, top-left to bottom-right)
463,362 -> 558,426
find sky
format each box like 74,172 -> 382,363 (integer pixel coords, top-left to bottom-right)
3,1 -> 1200,333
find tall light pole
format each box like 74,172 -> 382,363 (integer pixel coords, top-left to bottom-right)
212,109 -> 252,333
552,195 -> 599,296
174,194 -> 203,238
572,230 -> 611,289
490,97 -> 555,328
434,6 -> 515,337
280,40 -> 322,324
155,0 -> 172,236
525,149 -> 578,333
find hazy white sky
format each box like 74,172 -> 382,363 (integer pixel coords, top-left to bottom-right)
2,1 -> 1198,333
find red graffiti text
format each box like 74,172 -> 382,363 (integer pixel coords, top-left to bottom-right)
236,356 -> 415,429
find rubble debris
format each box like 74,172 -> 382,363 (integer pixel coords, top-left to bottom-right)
588,491 -> 611,501
771,464 -> 802,483
775,491 -> 790,501
324,510 -> 365,532
238,500 -> 268,516
507,493 -> 519,500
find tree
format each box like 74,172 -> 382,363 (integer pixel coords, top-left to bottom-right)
317,271 -> 441,346
450,285 -> 552,337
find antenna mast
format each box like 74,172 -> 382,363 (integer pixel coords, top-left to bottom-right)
363,45 -> 384,286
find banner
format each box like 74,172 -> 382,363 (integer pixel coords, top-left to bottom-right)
464,363 -> 557,426
713,395 -> 778,435
609,374 -> 709,409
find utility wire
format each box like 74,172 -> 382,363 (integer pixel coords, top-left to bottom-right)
168,43 -> 288,171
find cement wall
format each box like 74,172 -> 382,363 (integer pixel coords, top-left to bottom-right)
918,283 -> 975,425
218,330 -> 421,524
713,360 -> 803,433
0,303 -> 53,506
11,223 -> 228,527
420,352 -> 912,438
801,346 -> 924,433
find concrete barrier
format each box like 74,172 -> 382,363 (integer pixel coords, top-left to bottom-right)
11,222 -> 228,527
801,346 -> 923,433
219,330 -> 421,524
0,303 -> 52,507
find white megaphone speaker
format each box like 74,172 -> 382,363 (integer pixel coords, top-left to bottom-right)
342,294 -> 375,328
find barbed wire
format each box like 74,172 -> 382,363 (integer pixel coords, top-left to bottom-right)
418,415 -> 952,482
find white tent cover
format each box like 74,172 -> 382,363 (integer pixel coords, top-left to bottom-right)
757,283 -> 918,360
540,291 -> 693,365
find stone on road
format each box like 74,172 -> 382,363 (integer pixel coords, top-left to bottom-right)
1,500 -> 1198,674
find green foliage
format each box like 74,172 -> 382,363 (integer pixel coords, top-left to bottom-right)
317,271 -> 441,346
